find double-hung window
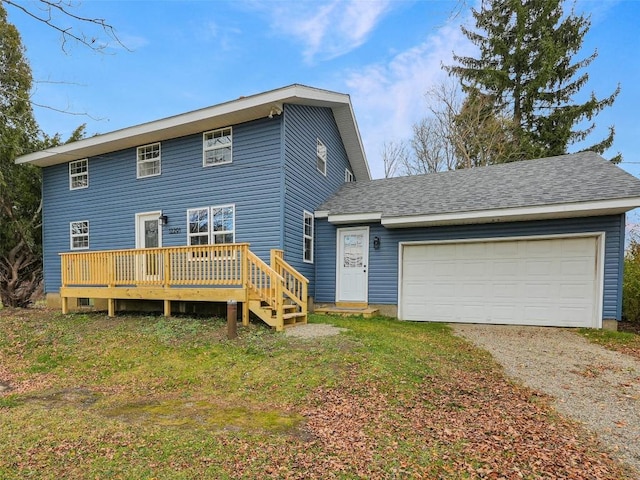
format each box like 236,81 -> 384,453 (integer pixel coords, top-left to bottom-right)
187,205 -> 235,246
316,139 -> 327,176
137,142 -> 161,178
69,159 -> 88,190
70,221 -> 89,250
203,127 -> 232,166
303,211 -> 314,263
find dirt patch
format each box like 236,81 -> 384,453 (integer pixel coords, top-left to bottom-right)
22,387 -> 101,408
284,323 -> 348,339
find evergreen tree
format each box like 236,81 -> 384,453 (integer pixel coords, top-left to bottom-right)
446,0 -> 620,163
0,2 -> 42,307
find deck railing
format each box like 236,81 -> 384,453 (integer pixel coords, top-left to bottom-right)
61,244 -> 249,288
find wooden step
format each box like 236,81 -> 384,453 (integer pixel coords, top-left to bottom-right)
283,311 -> 306,321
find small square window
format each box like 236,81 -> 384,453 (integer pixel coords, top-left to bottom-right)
203,127 -> 232,166
77,298 -> 94,307
345,169 -> 354,183
137,143 -> 161,178
316,139 -> 327,176
69,159 -> 88,190
70,221 -> 89,250
303,211 -> 314,263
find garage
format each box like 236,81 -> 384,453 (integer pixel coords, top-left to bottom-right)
399,235 -> 602,328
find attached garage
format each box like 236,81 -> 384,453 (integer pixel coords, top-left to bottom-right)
399,235 -> 602,328
316,152 -> 640,328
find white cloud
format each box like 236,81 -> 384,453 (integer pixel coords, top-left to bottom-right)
248,0 -> 393,62
343,21 -> 476,178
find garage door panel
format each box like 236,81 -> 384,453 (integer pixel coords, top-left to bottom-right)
401,236 -> 599,328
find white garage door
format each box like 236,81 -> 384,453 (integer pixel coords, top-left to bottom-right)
400,236 -> 601,328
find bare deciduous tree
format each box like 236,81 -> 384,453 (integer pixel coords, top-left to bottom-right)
2,0 -> 126,52
380,140 -> 408,178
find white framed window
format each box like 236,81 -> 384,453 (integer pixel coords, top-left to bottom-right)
316,138 -> 327,176
187,204 -> 235,246
212,205 -> 235,244
203,127 -> 232,166
345,168 -> 354,183
303,210 -> 314,263
137,142 -> 161,178
69,159 -> 88,190
70,220 -> 89,250
187,207 -> 210,246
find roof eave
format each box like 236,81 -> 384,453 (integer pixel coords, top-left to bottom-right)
381,198 -> 640,228
16,84 -> 371,180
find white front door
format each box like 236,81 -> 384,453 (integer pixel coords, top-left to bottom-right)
135,212 -> 162,280
336,227 -> 369,303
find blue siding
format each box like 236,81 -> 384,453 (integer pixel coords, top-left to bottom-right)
282,104 -> 352,295
316,215 -> 626,321
42,116 -> 284,293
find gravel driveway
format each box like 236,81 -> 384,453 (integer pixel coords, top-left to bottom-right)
452,324 -> 640,474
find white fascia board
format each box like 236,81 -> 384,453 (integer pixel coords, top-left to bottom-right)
314,210 -> 330,219
16,84 -> 360,168
382,197 -> 640,228
328,212 -> 382,224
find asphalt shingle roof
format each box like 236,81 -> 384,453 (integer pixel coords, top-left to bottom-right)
318,152 -> 640,218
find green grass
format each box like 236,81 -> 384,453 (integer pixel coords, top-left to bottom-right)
578,327 -> 640,350
0,309 -> 628,479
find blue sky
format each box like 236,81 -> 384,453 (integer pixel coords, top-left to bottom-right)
6,0 -> 640,180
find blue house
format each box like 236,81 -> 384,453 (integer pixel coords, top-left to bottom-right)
16,84 -> 640,329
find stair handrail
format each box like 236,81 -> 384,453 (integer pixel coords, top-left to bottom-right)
246,250 -> 284,312
270,250 -> 308,315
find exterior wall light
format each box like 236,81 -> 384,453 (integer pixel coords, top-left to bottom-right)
159,214 -> 168,225
373,236 -> 381,250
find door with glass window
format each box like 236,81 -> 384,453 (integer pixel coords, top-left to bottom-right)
336,227 -> 369,302
136,212 -> 162,281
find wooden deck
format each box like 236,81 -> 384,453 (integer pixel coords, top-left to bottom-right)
59,244 -> 308,331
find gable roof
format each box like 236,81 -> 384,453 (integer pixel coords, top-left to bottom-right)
15,84 -> 371,182
317,152 -> 640,227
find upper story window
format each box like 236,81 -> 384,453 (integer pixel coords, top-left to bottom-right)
137,142 -> 161,178
69,159 -> 88,190
303,211 -> 314,263
203,127 -> 232,166
187,204 -> 235,246
345,168 -> 354,183
316,138 -> 327,176
70,220 -> 89,250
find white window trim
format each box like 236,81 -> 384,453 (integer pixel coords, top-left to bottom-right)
316,138 -> 327,176
137,142 -> 161,179
345,168 -> 354,183
211,204 -> 236,244
187,206 -> 210,247
186,204 -> 236,246
303,210 -> 314,264
69,220 -> 90,250
69,159 -> 89,190
203,127 -> 233,167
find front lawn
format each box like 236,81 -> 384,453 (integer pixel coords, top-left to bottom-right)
0,308 -> 630,479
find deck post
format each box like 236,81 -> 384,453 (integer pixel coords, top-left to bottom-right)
242,300 -> 249,326
163,299 -> 171,317
108,298 -> 115,317
61,296 -> 69,314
